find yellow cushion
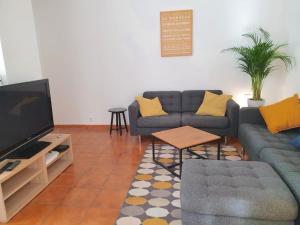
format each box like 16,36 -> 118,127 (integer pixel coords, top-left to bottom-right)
196,91 -> 232,116
135,96 -> 167,117
259,94 -> 300,134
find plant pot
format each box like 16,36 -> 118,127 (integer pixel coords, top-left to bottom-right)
247,99 -> 265,107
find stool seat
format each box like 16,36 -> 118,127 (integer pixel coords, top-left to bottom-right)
108,107 -> 127,113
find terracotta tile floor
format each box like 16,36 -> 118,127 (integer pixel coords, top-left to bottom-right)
1,126 -> 241,225
1,126 -> 149,225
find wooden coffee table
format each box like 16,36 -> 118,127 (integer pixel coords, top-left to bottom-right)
152,126 -> 222,178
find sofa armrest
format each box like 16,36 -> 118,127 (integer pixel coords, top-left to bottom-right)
128,101 -> 140,136
226,99 -> 240,137
239,107 -> 265,125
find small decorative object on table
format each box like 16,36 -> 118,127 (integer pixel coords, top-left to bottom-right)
108,107 -> 128,136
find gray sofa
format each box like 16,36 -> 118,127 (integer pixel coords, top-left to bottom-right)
239,107 -> 300,224
128,90 -> 239,137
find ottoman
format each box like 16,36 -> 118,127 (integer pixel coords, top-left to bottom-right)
181,160 -> 298,225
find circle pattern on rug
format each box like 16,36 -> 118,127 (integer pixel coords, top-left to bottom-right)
171,209 -> 181,218
148,198 -> 170,207
138,169 -> 154,174
158,158 -> 174,164
156,169 -> 171,175
140,163 -> 156,169
132,181 -> 151,188
135,174 -> 153,181
161,149 -> 174,154
160,154 -> 174,158
129,188 -> 149,197
143,218 -> 168,225
173,183 -> 180,190
169,220 -> 182,225
116,216 -> 141,225
154,175 -> 172,182
172,191 -> 180,198
152,182 -> 172,189
146,207 -> 169,217
116,143 -> 242,224
171,199 -> 181,208
151,190 -> 171,198
121,206 -> 145,216
126,197 -> 147,206
142,158 -> 153,163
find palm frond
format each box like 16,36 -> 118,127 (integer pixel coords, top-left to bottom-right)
222,28 -> 294,100
242,32 -> 261,45
259,28 -> 270,41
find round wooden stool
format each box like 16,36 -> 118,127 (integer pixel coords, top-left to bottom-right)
108,108 -> 128,136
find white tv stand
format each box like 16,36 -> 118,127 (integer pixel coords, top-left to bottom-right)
0,133 -> 73,222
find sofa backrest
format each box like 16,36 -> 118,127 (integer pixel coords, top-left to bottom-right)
182,90 -> 223,112
143,91 -> 181,113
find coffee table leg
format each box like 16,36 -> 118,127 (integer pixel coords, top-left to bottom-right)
179,149 -> 183,178
152,136 -> 156,161
151,137 -> 181,179
217,142 -> 221,160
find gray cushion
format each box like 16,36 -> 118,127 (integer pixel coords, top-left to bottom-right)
137,113 -> 181,128
260,148 -> 300,205
181,160 -> 298,221
181,112 -> 229,128
143,91 -> 181,113
182,90 -> 222,112
182,211 -> 295,225
239,123 -> 298,160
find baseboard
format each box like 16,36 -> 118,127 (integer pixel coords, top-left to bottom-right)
54,124 -> 111,128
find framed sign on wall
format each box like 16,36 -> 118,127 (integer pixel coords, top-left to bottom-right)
160,9 -> 193,57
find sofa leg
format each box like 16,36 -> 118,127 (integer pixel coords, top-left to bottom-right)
224,136 -> 228,145
138,135 -> 143,152
242,148 -> 247,160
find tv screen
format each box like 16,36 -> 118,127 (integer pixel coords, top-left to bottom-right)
0,79 -> 54,161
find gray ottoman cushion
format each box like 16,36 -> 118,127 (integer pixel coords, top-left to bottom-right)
181,160 -> 298,225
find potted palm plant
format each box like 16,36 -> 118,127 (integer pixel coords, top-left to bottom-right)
223,28 -> 293,107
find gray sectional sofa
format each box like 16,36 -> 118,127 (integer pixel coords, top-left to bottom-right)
239,107 -> 300,224
128,90 -> 239,137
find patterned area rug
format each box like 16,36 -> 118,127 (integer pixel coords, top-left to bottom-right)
115,143 -> 242,225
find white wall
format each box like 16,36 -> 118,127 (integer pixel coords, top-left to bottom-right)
283,0 -> 300,96
0,0 -> 42,84
0,40 -> 7,85
32,0 -> 291,124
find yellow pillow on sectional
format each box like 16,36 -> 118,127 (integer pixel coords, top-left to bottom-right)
259,94 -> 300,134
196,91 -> 232,117
135,96 -> 167,117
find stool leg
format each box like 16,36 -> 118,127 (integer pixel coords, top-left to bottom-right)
224,136 -> 228,145
118,113 -> 122,136
116,112 -> 119,131
122,112 -> 128,132
110,112 -> 114,135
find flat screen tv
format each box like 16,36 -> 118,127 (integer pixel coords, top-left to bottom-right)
0,79 -> 54,161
